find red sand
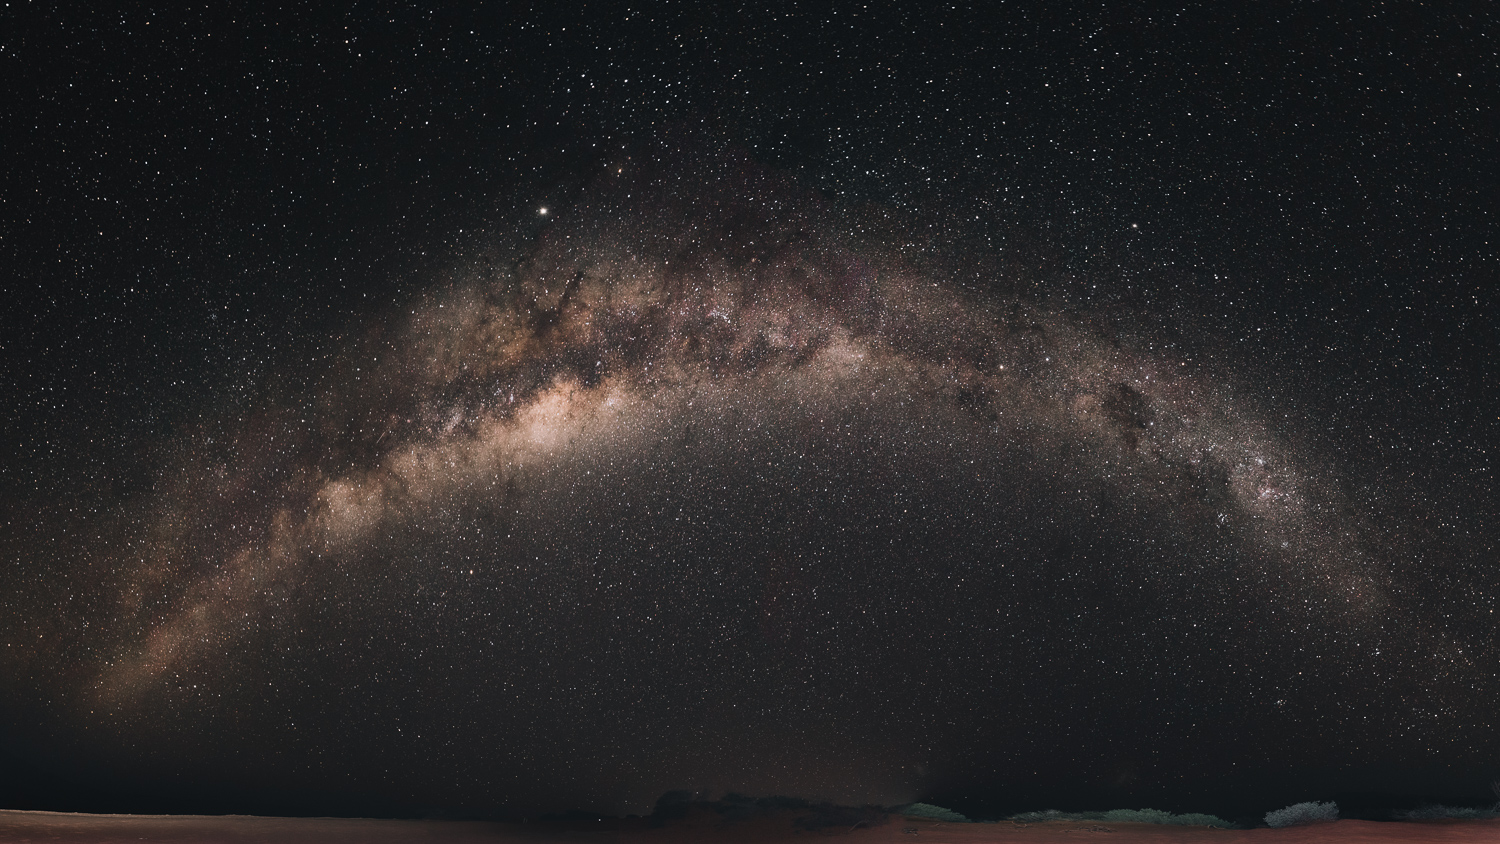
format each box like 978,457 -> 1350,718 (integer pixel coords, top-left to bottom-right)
2,809 -> 1497,844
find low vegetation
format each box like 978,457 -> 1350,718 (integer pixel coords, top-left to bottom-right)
647,789 -> 1500,831
1264,801 -> 1338,828
897,803 -> 970,822
1394,804 -> 1500,821
1007,808 -> 1232,827
1396,779 -> 1500,821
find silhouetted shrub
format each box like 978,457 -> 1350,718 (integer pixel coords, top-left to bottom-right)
1009,809 -> 1067,823
794,803 -> 887,831
713,792 -> 764,822
1394,804 -> 1500,820
664,793 -> 889,829
1009,808 -> 1230,827
756,795 -> 812,811
1103,809 -> 1173,824
1265,801 -> 1338,828
1102,808 -> 1230,826
649,790 -> 695,826
898,802 -> 969,822
1170,813 -> 1232,827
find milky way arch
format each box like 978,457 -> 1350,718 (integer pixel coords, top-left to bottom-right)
19,139 -> 1477,811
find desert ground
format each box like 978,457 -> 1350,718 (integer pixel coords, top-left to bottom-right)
3,809 -> 1499,844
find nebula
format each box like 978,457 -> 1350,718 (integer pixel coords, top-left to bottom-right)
9,137 -> 1487,813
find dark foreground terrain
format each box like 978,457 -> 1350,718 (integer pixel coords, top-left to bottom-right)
3,808 -> 1499,844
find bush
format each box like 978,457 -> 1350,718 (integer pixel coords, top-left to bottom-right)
649,790 -> 696,826
755,795 -> 812,811
1265,801 -> 1338,828
1102,809 -> 1231,827
794,803 -> 887,831
1172,813 -> 1234,827
1008,808 -> 1230,827
1394,804 -> 1500,821
899,803 -> 969,822
1009,809 -> 1067,823
1103,809 -> 1174,824
712,793 -> 763,822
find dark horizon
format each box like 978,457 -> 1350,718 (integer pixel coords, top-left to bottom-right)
2,1 -> 1494,826
1,765 -> 1498,825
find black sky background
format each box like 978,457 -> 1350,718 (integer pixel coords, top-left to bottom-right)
1,0 -> 1497,825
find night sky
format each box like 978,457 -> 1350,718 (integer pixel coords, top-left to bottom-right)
2,0 -> 1496,825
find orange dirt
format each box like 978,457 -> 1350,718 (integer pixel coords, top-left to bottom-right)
2,809 -> 1497,844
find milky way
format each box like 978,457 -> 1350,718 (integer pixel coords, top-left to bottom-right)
7,139 -> 1493,813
